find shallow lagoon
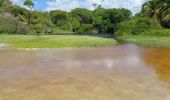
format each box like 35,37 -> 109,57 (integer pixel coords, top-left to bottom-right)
0,44 -> 170,100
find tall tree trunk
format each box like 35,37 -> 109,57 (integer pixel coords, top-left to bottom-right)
155,5 -> 169,28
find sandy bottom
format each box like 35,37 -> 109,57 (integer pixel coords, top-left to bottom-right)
0,44 -> 170,100
0,43 -> 9,48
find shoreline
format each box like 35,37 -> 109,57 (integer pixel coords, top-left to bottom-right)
0,35 -> 170,49
0,43 -> 10,48
117,36 -> 170,48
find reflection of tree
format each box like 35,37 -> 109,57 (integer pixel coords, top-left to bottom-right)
142,49 -> 170,93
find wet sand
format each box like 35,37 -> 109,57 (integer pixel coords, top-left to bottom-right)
0,44 -> 170,100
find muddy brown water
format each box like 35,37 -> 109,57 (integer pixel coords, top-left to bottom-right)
0,44 -> 170,100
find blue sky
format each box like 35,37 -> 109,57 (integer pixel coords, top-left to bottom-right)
11,0 -> 147,14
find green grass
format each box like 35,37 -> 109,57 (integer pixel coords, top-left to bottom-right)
119,35 -> 170,48
0,35 -> 117,48
142,29 -> 170,37
52,28 -> 75,35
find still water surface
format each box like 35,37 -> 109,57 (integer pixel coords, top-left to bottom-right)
0,44 -> 170,100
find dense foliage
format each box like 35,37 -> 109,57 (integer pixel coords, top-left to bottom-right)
93,8 -> 132,33
117,17 -> 160,35
0,0 -> 169,36
117,0 -> 170,36
0,13 -> 28,34
24,0 -> 34,10
140,0 -> 170,28
0,0 -> 132,35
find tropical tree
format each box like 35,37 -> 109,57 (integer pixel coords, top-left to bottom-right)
0,0 -> 12,13
0,0 -> 11,7
23,0 -> 35,25
24,0 -> 34,10
67,16 -> 81,32
50,10 -> 68,25
141,0 -> 170,28
93,8 -> 132,33
69,8 -> 93,33
49,10 -> 70,30
70,8 -> 93,24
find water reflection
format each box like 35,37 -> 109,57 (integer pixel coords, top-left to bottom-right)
142,48 -> 170,93
0,45 -> 169,100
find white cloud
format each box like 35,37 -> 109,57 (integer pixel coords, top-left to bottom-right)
10,0 -> 25,8
10,0 -> 22,5
46,0 -> 146,14
46,0 -> 80,11
10,0 -> 147,14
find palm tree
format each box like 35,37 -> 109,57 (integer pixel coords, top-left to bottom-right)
141,0 -> 170,28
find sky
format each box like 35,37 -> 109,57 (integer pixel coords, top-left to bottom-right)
10,0 -> 147,14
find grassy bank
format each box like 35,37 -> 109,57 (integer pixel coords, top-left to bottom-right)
0,35 -> 117,48
119,36 -> 170,48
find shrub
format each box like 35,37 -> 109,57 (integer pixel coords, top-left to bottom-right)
16,22 -> 29,34
31,23 -> 42,35
51,28 -> 74,35
77,24 -> 93,34
0,13 -> 18,34
68,17 -> 81,32
142,29 -> 170,37
132,18 -> 159,35
116,19 -> 136,35
0,13 -> 29,34
117,17 -> 160,36
30,19 -> 55,35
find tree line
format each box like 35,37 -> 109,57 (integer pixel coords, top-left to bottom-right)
117,0 -> 169,36
0,0 -> 169,35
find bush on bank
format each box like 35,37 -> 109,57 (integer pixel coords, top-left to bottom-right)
117,17 -> 160,36
0,13 -> 28,34
142,29 -> 170,37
